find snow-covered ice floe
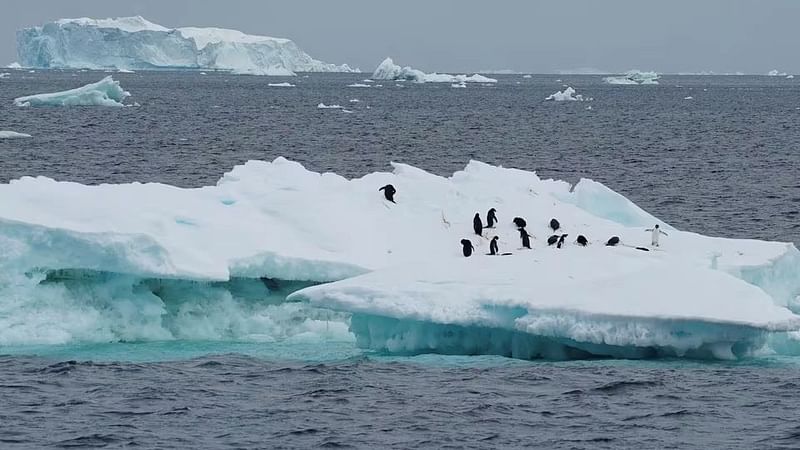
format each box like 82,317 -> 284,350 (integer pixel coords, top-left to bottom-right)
13,76 -> 130,107
0,131 -> 32,139
372,57 -> 497,84
546,86 -> 590,102
1,157 -> 799,359
604,70 -> 660,85
17,16 -> 358,76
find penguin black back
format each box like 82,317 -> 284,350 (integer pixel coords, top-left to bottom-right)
519,228 -> 532,249
379,184 -> 396,203
557,233 -> 568,248
576,235 -> 588,246
461,239 -> 474,257
547,235 -> 559,246
486,208 -> 497,228
606,236 -> 620,246
489,236 -> 499,255
513,217 -> 527,228
549,218 -> 560,232
473,212 -> 483,236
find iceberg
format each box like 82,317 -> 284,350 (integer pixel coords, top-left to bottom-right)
0,131 -> 32,139
604,70 -> 660,85
13,76 -> 130,107
372,57 -> 497,84
545,86 -> 589,102
0,158 -> 798,358
16,16 -> 357,76
768,70 -> 788,76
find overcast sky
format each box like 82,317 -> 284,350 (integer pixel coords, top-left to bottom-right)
1,0 -> 798,74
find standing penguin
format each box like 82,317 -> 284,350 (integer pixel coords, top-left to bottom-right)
576,235 -> 588,246
513,217 -> 527,229
473,213 -> 483,236
549,218 -> 561,232
379,184 -> 396,203
489,236 -> 499,255
547,235 -> 560,246
605,236 -> 620,246
556,234 -> 568,249
486,208 -> 498,228
645,224 -> 669,247
519,228 -> 532,249
461,239 -> 475,257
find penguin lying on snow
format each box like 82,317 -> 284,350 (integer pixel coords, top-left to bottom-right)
461,239 -> 475,257
547,235 -> 560,246
605,236 -> 620,246
379,184 -> 396,203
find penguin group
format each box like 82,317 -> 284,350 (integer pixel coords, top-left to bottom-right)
374,184 -> 666,258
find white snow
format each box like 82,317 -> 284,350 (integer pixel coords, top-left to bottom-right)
317,103 -> 344,109
372,58 -> 498,84
0,157 -> 799,358
13,76 -> 130,107
604,70 -> 660,85
0,131 -> 32,139
267,82 -> 295,87
18,17 -> 357,76
545,86 -> 590,102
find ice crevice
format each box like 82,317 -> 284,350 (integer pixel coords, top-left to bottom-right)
1,157 -> 799,359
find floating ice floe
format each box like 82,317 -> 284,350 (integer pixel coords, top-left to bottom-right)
17,16 -> 358,76
546,86 -> 590,101
317,103 -> 344,109
13,76 -> 130,107
684,96 -> 693,100
7,62 -> 21,69
0,131 -> 32,139
0,157 -> 798,358
347,83 -> 371,88
788,75 -> 795,79
523,74 -> 532,79
0,73 -> 9,79
768,70 -> 788,77
372,57 -> 497,84
349,99 -> 360,103
268,82 -> 295,87
604,70 -> 660,85
451,82 -> 467,88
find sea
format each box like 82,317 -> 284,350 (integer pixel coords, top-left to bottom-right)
1,71 -> 799,449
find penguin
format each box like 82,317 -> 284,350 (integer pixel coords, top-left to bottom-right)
489,236 -> 499,255
549,218 -> 561,232
547,235 -> 560,246
605,236 -> 620,246
378,184 -> 396,203
576,235 -> 588,246
486,208 -> 497,228
519,228 -> 532,249
556,234 -> 568,248
461,239 -> 474,257
513,217 -> 527,229
473,213 -> 483,236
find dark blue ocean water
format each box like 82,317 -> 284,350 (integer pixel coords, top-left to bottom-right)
1,70 -> 800,448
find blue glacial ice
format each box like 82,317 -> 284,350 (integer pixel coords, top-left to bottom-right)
16,16 -> 358,75
13,76 -> 130,107
0,158 -> 798,359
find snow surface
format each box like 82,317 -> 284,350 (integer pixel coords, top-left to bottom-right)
604,70 -> 660,85
0,131 -> 32,139
372,58 -> 497,84
17,16 -> 357,76
1,157 -> 799,358
13,76 -> 130,107
545,86 -> 589,101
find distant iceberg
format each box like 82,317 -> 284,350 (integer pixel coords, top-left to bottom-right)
0,130 -> 32,139
16,16 -> 358,76
604,70 -> 660,85
13,76 -> 130,107
768,69 -> 788,76
545,86 -> 590,101
372,57 -> 497,84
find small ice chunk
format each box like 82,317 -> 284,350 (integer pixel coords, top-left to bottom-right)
545,86 -> 589,101
317,103 -> 344,109
0,130 -> 32,139
347,83 -> 371,88
13,76 -> 130,107
268,82 -> 295,87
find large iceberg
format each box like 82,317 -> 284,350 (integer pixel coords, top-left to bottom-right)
0,158 -> 798,358
604,70 -> 660,85
16,16 -> 357,75
13,76 -> 130,107
372,57 -> 497,83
